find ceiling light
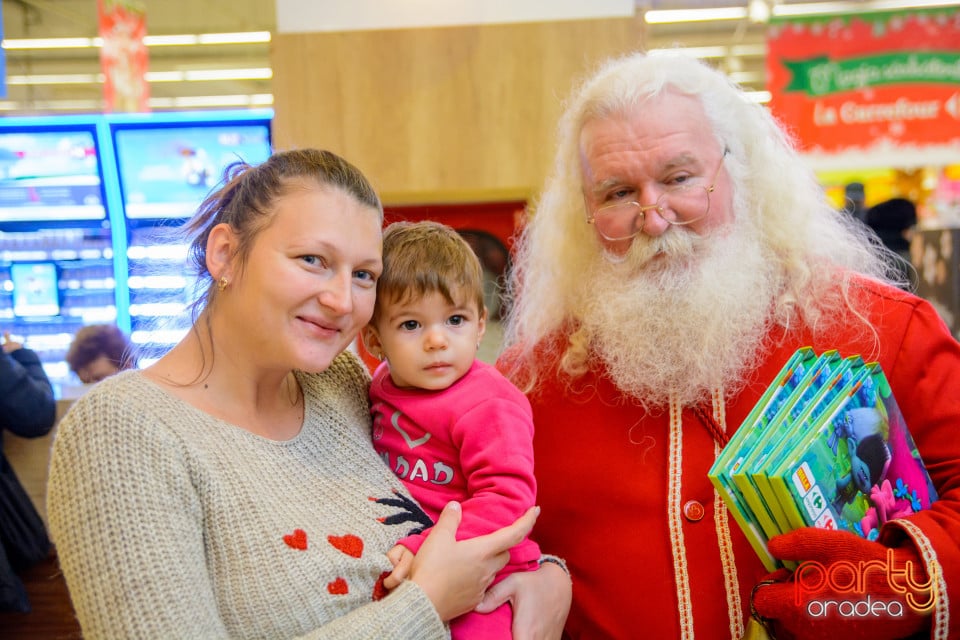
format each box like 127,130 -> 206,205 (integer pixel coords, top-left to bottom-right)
727,71 -> 764,84
143,35 -> 199,46
649,46 -> 728,58
198,31 -> 271,45
644,0 -> 959,25
183,68 -> 273,81
2,31 -> 271,51
144,71 -> 185,82
648,44 -> 766,60
773,0 -> 959,17
153,93 -> 274,108
6,73 -> 101,85
748,0 -> 772,23
2,37 -> 96,49
7,68 -> 272,86
0,94 -> 275,112
745,90 -> 771,104
644,6 -> 747,24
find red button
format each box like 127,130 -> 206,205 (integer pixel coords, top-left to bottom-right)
683,500 -> 705,522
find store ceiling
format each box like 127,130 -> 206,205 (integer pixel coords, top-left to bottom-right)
2,0 -> 276,113
0,0 -> 874,115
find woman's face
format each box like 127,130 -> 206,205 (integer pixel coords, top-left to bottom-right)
76,354 -> 121,384
225,185 -> 383,374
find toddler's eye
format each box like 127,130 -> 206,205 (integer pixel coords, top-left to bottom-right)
448,315 -> 465,327
400,320 -> 420,331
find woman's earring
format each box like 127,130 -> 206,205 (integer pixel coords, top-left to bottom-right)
218,276 -> 229,292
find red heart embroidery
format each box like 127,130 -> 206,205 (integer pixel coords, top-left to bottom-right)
327,577 -> 348,595
283,528 -> 308,550
327,534 -> 363,558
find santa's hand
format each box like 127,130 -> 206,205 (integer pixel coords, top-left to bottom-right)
751,527 -> 934,640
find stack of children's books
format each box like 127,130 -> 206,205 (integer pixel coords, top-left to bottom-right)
708,347 -> 938,571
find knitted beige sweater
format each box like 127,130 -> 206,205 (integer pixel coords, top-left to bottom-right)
47,352 -> 448,639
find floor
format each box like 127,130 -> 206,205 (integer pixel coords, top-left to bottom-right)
2,402 -> 81,637
0,549 -> 81,639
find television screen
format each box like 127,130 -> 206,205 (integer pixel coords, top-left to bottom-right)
0,128 -> 108,224
113,122 -> 272,220
11,262 -> 61,318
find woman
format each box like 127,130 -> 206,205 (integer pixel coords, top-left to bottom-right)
65,323 -> 136,384
47,149 -> 569,638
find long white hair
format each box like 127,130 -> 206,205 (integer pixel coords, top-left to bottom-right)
501,51 -> 896,398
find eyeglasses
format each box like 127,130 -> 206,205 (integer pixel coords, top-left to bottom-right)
587,150 -> 728,242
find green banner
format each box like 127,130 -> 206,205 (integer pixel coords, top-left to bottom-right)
784,52 -> 960,96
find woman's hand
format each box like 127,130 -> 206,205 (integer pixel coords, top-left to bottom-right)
476,561 -> 572,640
407,501 -> 540,622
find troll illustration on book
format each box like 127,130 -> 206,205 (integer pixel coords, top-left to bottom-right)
830,403 -> 934,539
831,407 -> 892,512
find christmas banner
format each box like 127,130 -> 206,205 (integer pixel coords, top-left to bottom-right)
767,8 -> 960,156
99,0 -> 150,112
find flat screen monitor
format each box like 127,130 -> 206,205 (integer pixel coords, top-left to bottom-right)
10,262 -> 61,318
0,127 -> 108,225
112,120 -> 272,221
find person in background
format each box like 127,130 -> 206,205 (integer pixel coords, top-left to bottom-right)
65,323 -> 136,384
866,197 -> 919,291
361,221 -> 553,639
844,181 -> 868,223
0,331 -> 56,612
498,51 -> 959,639
46,148 -> 570,639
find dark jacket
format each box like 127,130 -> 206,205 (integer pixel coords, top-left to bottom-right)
0,346 -> 56,612
1,347 -> 56,441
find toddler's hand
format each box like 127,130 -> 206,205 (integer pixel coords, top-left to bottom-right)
384,545 -> 414,590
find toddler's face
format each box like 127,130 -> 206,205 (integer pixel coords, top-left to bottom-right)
369,289 -> 486,391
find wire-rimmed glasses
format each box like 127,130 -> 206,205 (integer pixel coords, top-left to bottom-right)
587,150 -> 729,242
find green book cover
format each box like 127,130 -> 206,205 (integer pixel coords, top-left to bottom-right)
762,356 -> 867,533
748,351 -> 851,534
731,349 -> 836,540
709,347 -> 816,570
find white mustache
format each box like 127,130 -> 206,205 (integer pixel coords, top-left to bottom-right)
603,227 -> 700,271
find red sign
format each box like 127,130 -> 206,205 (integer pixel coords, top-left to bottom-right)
767,9 -> 960,155
98,0 -> 150,112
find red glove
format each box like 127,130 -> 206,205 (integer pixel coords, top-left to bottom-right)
751,527 -> 935,640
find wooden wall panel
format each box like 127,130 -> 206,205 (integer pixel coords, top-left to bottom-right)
271,18 -> 642,204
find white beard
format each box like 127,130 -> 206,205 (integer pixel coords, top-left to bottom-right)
577,218 -> 780,409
